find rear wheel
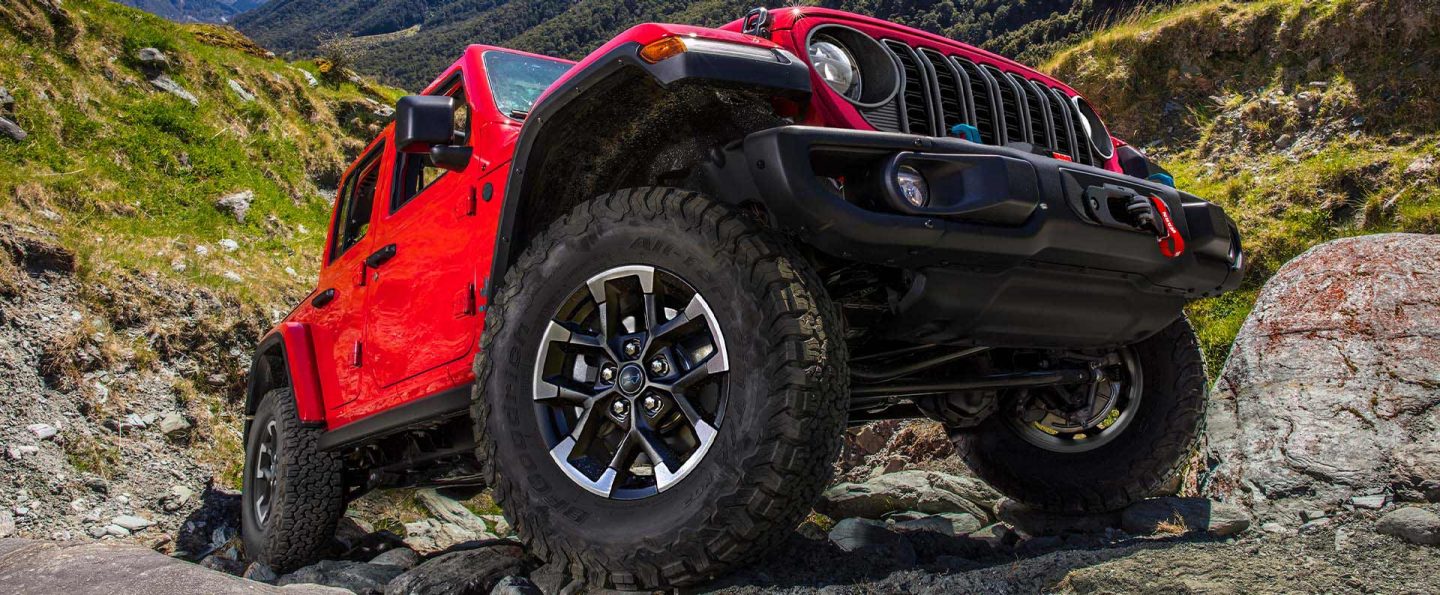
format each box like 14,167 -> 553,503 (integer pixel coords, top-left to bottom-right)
473,187 -> 848,589
954,318 -> 1207,513
241,389 -> 345,571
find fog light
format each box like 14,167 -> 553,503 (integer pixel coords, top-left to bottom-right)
895,166 -> 928,208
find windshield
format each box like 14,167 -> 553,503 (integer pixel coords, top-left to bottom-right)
483,51 -> 572,119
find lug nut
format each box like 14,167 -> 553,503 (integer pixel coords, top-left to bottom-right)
649,357 -> 668,375
600,364 -> 617,382
642,394 -> 663,415
610,399 -> 630,417
623,339 -> 641,358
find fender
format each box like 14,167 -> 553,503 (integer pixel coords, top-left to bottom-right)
245,322 -> 326,432
486,24 -> 813,298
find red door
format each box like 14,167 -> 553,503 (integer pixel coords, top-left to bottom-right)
309,143 -> 386,412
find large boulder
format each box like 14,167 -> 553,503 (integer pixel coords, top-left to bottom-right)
383,542 -> 530,595
1205,234 -> 1440,520
0,539 -> 344,594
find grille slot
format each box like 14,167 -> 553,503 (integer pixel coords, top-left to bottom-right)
1046,86 -> 1082,163
1017,77 -> 1056,151
918,48 -> 969,135
952,57 -> 1000,145
986,65 -> 1027,144
883,40 -> 935,136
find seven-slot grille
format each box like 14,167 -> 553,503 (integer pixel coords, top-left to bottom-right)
864,40 -> 1100,167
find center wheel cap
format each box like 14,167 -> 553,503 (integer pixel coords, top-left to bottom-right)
617,364 -> 646,395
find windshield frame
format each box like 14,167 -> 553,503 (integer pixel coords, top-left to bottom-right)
481,49 -> 574,122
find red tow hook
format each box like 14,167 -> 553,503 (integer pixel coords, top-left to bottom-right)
1149,195 -> 1185,258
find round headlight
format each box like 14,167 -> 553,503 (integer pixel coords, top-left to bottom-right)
809,37 -> 860,98
895,166 -> 928,208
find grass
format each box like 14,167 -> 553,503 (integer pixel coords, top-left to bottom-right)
64,432 -> 123,479
1045,0 -> 1440,376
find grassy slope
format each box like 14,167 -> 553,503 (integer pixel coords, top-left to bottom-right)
0,0 -> 401,310
1045,0 -> 1440,373
0,0 -> 404,487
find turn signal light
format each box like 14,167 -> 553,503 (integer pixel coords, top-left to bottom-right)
639,37 -> 688,63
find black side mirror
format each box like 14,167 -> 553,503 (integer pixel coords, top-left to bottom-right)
430,145 -> 473,172
395,95 -> 458,153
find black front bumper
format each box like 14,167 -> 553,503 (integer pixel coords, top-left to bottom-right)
738,126 -> 1244,348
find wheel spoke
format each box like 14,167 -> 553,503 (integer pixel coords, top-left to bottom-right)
670,352 -> 729,392
634,415 -> 683,476
670,393 -> 718,444
642,293 -> 659,333
651,293 -> 705,342
535,377 -> 601,405
608,431 -> 641,471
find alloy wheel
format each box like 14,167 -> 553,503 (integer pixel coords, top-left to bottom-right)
533,265 -> 729,500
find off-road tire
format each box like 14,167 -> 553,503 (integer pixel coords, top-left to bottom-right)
241,388 -> 346,572
472,187 -> 848,590
955,318 -> 1207,514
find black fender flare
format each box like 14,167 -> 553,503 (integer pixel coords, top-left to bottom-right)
485,39 -> 812,298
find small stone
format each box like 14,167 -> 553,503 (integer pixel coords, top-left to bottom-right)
284,267 -> 297,277
227,79 -> 256,102
1,116 -> 28,141
368,547 -> 420,569
243,562 -> 279,583
1261,522 -> 1291,535
0,86 -> 13,111
201,555 -> 246,576
149,75 -> 198,106
215,190 -> 253,222
170,257 -> 187,273
135,48 -> 170,70
292,68 -> 319,88
26,424 -> 57,440
1405,156 -> 1435,177
490,575 -> 542,595
219,238 -> 239,252
0,510 -> 13,537
1351,494 -> 1389,510
1301,509 -> 1328,522
481,514 -> 511,536
1274,134 -> 1294,149
194,245 -> 210,257
222,271 -> 243,283
7,445 -> 39,459
105,524 -> 131,537
111,515 -> 153,531
890,514 -> 955,537
159,412 -> 191,436
87,525 -> 107,538
1375,507 -> 1440,545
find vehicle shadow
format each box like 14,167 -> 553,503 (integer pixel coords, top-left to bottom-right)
689,528 -> 1222,593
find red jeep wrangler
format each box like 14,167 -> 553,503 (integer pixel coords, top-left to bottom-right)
241,7 -> 1243,587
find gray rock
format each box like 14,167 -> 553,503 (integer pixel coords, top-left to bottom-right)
890,515 -> 957,537
149,76 -> 198,106
0,539 -> 345,593
292,68 -> 319,88
402,518 -> 493,556
995,499 -> 1120,537
816,470 -> 999,521
136,47 -> 170,70
368,547 -> 420,569
0,86 -> 13,111
489,576 -> 541,595
26,423 -> 57,440
1351,495 -> 1389,510
110,515 -> 152,532
384,543 -> 530,595
827,518 -> 916,565
1274,133 -> 1294,149
1205,234 -> 1440,518
939,512 -> 984,536
1120,498 -> 1251,537
0,116 -> 25,142
214,190 -> 253,222
0,511 -> 13,538
1375,507 -> 1440,545
159,412 -> 191,437
227,79 -> 256,103
104,525 -> 130,537
244,562 -> 279,582
200,554 -> 245,576
278,560 -> 403,595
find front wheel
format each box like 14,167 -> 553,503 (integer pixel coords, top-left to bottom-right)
473,188 -> 848,590
955,318 -> 1207,514
241,389 -> 345,571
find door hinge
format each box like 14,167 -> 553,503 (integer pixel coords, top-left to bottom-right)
353,341 -> 363,367
466,187 -> 478,216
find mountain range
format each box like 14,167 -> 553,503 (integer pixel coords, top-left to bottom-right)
231,0 -> 1147,90
115,0 -> 268,23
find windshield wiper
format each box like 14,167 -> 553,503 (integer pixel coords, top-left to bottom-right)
509,109 -> 530,121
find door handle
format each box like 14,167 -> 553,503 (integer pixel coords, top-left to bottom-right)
365,244 -> 397,268
311,288 -> 337,309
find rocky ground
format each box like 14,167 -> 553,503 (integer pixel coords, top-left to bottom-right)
2,226 -> 1438,595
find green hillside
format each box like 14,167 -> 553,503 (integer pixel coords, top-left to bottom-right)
1046,0 -> 1440,371
236,0 -> 1150,90
0,0 -> 401,308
